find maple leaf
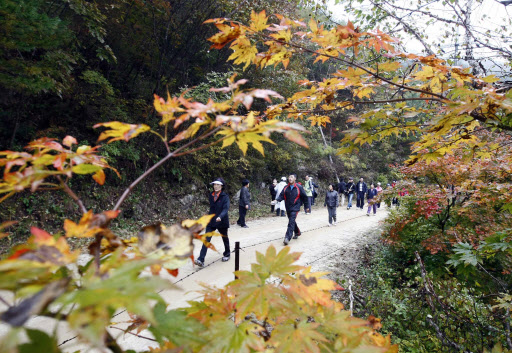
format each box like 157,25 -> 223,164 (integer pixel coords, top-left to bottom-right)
229,269 -> 283,321
307,115 -> 331,127
8,227 -> 78,266
64,210 -> 102,238
228,37 -> 258,70
270,321 -> 328,353
207,22 -> 242,49
236,131 -> 275,156
249,10 -> 268,32
137,222 -> 194,270
250,245 -> 302,280
154,93 -> 184,126
284,130 -> 309,148
197,319 -> 265,353
94,121 -> 150,143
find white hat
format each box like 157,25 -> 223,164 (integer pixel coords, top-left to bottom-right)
281,177 -> 286,181
210,178 -> 223,185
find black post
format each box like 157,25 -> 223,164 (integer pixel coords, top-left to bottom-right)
235,241 -> 240,280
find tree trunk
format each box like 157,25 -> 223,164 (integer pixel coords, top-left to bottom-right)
318,126 -> 340,183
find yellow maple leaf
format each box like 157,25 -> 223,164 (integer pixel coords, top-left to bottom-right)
93,121 -> 150,143
270,29 -> 292,43
249,10 -> 268,32
355,86 -> 375,99
307,115 -> 331,127
228,37 -> 258,70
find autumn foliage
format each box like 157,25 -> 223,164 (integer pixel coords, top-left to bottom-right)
1,6 -> 512,352
0,14 -> 399,350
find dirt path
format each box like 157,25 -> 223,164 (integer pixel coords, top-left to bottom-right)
3,205 -> 387,352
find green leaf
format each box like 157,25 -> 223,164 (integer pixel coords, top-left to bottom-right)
149,302 -> 206,347
19,329 -> 62,353
71,164 -> 102,175
198,320 -> 265,353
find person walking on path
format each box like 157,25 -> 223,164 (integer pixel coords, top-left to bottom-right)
366,183 -> 378,216
304,175 -> 313,214
337,178 -> 346,207
391,180 -> 399,207
269,179 -> 277,213
310,177 -> 319,206
346,177 -> 355,209
276,174 -> 309,245
375,182 -> 383,208
356,177 -> 368,210
237,179 -> 250,228
195,178 -> 231,267
324,184 -> 339,226
275,177 -> 287,217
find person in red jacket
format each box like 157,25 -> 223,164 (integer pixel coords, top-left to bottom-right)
275,174 -> 310,245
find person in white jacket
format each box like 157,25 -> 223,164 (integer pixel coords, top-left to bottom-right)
275,177 -> 287,217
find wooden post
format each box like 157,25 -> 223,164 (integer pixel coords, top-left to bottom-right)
235,241 -> 240,280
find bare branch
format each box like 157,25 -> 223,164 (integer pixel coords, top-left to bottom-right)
57,176 -> 87,214
370,0 -> 435,56
113,126 -> 221,211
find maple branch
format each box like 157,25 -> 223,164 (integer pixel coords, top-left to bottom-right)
259,33 -> 448,101
269,98 -> 441,119
470,111 -> 512,132
445,1 -> 512,58
370,0 -> 435,56
149,129 -> 170,154
172,134 -> 231,157
352,97 -> 443,104
57,176 -> 87,214
109,326 -> 158,342
113,126 -> 221,211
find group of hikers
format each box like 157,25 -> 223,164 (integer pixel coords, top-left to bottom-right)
194,175 -> 392,267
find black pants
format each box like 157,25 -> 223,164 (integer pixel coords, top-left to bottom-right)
197,226 -> 229,262
271,199 -> 275,212
237,206 -> 247,226
305,196 -> 312,213
327,206 -> 337,224
356,192 -> 365,209
285,211 -> 301,240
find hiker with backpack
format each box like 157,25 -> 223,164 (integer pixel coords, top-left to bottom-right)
275,174 -> 309,245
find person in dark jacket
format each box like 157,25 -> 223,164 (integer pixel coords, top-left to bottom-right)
346,177 -> 355,209
356,177 -> 368,210
309,177 -> 319,206
366,183 -> 378,216
275,174 -> 310,245
237,179 -> 250,228
324,184 -> 339,226
269,179 -> 277,213
337,178 -> 346,207
195,177 -> 230,267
